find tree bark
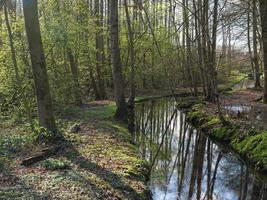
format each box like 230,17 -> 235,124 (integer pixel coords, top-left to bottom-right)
253,0 -> 261,88
110,0 -> 127,121
23,0 -> 56,130
247,5 -> 255,78
95,0 -> 107,99
124,0 -> 136,132
260,0 -> 267,102
67,47 -> 82,105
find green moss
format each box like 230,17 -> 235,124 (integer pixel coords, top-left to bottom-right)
186,100 -> 267,173
201,117 -> 220,129
213,127 -> 228,140
233,132 -> 267,168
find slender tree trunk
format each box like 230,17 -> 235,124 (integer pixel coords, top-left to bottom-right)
110,0 -> 127,121
247,5 -> 255,78
67,47 -> 82,105
124,0 -> 135,132
4,4 -> 20,87
184,0 -> 198,95
209,0 -> 219,101
124,0 -> 135,107
260,0 -> 267,102
95,0 -> 107,99
23,0 -> 56,130
253,0 -> 261,88
4,3 -> 31,121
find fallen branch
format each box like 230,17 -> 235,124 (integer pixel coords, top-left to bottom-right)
21,145 -> 62,166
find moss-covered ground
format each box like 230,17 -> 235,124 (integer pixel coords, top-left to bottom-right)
0,101 -> 150,200
178,100 -> 267,175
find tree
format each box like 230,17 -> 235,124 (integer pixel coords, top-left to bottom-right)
253,0 -> 261,88
110,0 -> 127,121
3,1 -> 30,120
260,0 -> 267,102
23,0 -> 56,130
95,0 -> 107,100
67,47 -> 82,105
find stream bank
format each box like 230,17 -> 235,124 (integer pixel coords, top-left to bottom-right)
177,96 -> 267,175
134,97 -> 267,200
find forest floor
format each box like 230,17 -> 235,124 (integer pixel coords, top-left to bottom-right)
0,101 -> 149,200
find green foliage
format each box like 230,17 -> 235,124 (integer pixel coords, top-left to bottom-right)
30,120 -> 63,143
0,128 -> 33,156
41,158 -> 69,170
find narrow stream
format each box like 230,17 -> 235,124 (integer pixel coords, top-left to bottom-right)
134,98 -> 267,200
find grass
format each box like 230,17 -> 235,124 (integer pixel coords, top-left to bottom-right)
0,102 -> 150,200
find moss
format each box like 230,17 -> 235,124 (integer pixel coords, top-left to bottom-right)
185,100 -> 267,173
213,127 -> 228,140
233,132 -> 267,169
201,117 -> 220,129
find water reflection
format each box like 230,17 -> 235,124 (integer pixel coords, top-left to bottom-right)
232,79 -> 255,90
135,98 -> 267,200
224,104 -> 267,123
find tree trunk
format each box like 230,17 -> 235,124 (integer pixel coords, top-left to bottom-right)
67,47 -> 82,105
260,0 -> 267,102
110,0 -> 127,121
23,0 -> 56,130
4,2 -> 31,121
253,0 -> 261,88
124,0 -> 135,132
95,0 -> 107,99
247,5 -> 255,78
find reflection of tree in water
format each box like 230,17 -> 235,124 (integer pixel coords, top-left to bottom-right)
134,98 -> 266,200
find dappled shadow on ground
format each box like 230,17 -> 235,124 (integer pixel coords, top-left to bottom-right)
0,102 -> 148,200
0,139 -> 145,200
0,167 -> 55,200
62,142 -> 143,200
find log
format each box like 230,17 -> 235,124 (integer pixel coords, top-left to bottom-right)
21,145 -> 62,166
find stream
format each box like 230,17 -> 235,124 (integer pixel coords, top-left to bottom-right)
134,97 -> 267,200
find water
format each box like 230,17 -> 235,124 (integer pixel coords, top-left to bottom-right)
232,79 -> 255,90
134,98 -> 267,200
224,104 -> 267,122
224,105 -> 251,114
